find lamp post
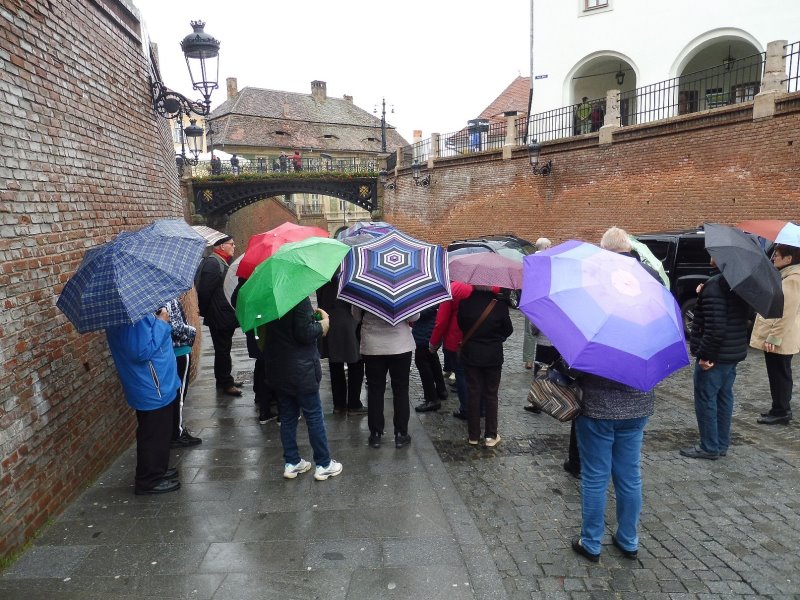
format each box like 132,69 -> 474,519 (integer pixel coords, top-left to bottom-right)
527,139 -> 552,176
374,98 -> 393,153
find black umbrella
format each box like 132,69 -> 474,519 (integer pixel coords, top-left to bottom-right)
704,223 -> 784,318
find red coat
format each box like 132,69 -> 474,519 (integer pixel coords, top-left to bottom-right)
429,281 -> 473,352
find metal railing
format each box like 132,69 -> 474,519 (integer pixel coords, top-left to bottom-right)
187,156 -> 377,177
521,97 -> 606,144
409,138 -> 431,165
619,53 -> 765,126
785,41 -> 800,92
437,120 -> 508,157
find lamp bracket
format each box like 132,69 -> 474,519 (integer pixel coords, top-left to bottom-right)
414,174 -> 431,187
151,79 -> 210,119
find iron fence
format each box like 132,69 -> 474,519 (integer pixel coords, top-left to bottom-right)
619,53 -> 765,127
186,156 -> 377,177
436,120 -> 508,158
785,41 -> 800,93
520,97 -> 606,144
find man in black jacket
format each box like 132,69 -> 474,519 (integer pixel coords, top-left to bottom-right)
196,236 -> 242,396
261,298 -> 343,481
680,260 -> 749,460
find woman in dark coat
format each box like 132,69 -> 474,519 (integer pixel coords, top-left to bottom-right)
316,278 -> 366,414
457,286 -> 513,446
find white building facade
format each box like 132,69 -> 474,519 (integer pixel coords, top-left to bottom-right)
531,0 -> 800,113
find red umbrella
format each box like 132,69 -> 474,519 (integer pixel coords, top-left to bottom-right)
448,252 -> 523,289
237,222 -> 330,279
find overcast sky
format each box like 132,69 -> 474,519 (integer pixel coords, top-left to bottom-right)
133,0 -> 531,144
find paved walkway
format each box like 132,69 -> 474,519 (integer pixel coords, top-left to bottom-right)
1,310 -> 799,599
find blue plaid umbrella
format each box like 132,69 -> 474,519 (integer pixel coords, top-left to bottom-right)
337,230 -> 451,325
56,219 -> 206,333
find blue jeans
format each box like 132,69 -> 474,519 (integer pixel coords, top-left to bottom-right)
575,415 -> 648,556
693,361 -> 737,455
444,349 -> 468,413
278,391 -> 331,468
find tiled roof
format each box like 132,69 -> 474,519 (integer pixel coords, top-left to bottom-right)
479,76 -> 531,121
209,87 -> 408,152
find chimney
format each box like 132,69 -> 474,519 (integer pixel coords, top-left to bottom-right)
311,80 -> 327,102
413,130 -> 423,143
226,77 -> 238,100
343,94 -> 353,103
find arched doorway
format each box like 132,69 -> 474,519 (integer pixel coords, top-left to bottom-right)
568,54 -> 637,133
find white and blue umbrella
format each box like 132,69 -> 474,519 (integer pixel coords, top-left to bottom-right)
56,219 -> 206,333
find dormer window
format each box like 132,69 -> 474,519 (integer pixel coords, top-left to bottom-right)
323,134 -> 339,140
275,130 -> 288,136
365,137 -> 379,142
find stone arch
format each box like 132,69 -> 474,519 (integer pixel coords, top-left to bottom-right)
563,50 -> 640,106
671,27 -> 763,78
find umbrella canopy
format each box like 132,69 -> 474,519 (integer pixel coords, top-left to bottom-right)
519,240 -> 689,391
56,219 -> 206,333
223,255 -> 244,306
704,223 -> 784,318
447,245 -> 524,264
448,252 -> 523,289
338,230 -> 452,325
336,221 -> 395,240
237,222 -> 330,279
191,225 -> 229,247
629,236 -> 670,288
737,219 -> 800,248
235,237 -> 350,332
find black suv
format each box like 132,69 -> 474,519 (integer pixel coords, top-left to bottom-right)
634,228 -> 713,334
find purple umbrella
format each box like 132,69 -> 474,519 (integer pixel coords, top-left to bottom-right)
519,240 -> 689,391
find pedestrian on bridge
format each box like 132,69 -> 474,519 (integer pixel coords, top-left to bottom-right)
291,150 -> 302,171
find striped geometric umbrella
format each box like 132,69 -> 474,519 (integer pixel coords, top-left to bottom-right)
337,230 -> 451,325
336,220 -> 394,240
56,219 -> 206,333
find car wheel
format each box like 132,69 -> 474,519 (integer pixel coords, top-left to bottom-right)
680,298 -> 696,337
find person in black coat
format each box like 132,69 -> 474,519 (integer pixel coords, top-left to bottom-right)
413,305 -> 448,412
680,262 -> 749,460
316,278 -> 366,415
195,236 -> 241,396
457,286 -> 513,447
260,297 -> 342,480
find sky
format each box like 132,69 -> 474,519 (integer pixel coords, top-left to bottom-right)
133,0 -> 531,143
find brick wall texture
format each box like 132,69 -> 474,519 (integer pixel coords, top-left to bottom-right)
0,0 -> 185,556
384,101 -> 800,247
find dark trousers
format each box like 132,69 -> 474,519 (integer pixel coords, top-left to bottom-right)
363,352 -> 412,436
765,352 -> 793,416
135,402 -> 173,490
255,358 -> 279,417
465,365 -> 501,441
567,420 -> 581,470
171,353 -> 191,439
329,360 -> 365,409
414,345 -> 447,402
208,326 -> 235,388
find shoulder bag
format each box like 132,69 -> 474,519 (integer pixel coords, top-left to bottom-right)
527,362 -> 582,422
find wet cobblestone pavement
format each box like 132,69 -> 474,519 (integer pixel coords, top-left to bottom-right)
413,309 -> 800,599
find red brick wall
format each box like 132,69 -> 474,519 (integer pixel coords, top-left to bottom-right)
0,0 -> 185,556
385,99 -> 800,247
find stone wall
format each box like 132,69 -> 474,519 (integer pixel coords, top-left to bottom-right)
0,0 -> 184,555
384,98 -> 800,246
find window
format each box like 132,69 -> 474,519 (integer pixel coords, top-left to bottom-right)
731,82 -> 759,103
585,0 -> 608,9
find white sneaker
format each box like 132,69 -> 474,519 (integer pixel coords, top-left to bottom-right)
314,459 -> 343,481
283,459 -> 311,479
448,373 -> 456,384
484,434 -> 502,448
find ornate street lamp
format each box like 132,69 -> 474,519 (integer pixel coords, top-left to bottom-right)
411,161 -> 431,187
379,168 -> 396,190
615,63 -> 625,86
527,139 -> 552,176
374,98 -> 394,153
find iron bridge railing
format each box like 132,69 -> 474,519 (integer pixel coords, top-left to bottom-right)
785,41 -> 800,92
184,156 -> 377,178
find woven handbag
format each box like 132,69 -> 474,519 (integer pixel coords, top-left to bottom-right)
526,363 -> 582,422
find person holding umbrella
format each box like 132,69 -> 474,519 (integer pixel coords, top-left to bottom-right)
750,244 -> 800,425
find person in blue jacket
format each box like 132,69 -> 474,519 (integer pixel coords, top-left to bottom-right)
106,309 -> 181,495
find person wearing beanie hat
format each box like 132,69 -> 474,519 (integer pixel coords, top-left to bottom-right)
196,234 -> 242,396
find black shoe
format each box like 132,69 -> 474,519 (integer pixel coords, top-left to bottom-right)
571,536 -> 599,562
452,410 -> 468,420
524,405 -> 542,414
679,445 -> 718,460
135,479 -> 181,495
170,429 -> 202,448
563,459 -> 581,478
415,401 -> 441,413
258,413 -> 277,424
332,406 -> 347,415
395,433 -> 411,448
368,433 -> 382,448
163,467 -> 179,480
760,410 -> 792,418
220,386 -> 242,397
347,405 -> 368,414
757,414 -> 792,425
611,534 -> 638,559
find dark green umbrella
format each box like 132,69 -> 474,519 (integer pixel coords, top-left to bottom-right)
704,223 -> 783,318
235,237 -> 349,332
